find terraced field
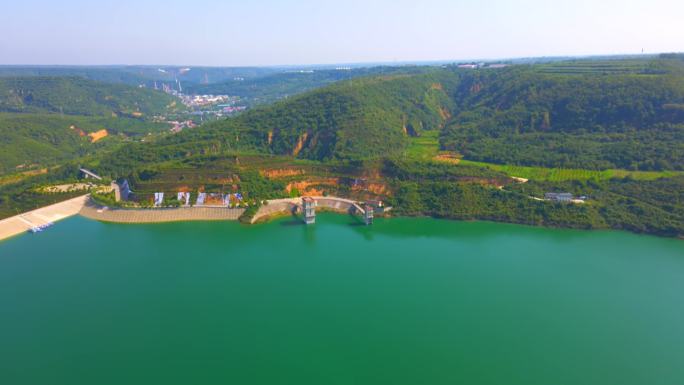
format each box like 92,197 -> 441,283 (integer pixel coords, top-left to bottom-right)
535,59 -> 652,75
404,130 -> 441,160
459,160 -> 683,181
405,134 -> 682,182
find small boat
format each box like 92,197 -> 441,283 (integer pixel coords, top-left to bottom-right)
28,222 -> 54,234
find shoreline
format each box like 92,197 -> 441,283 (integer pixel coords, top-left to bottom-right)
3,196 -> 680,243
0,197 -> 248,242
0,195 -> 89,242
249,196 -> 363,224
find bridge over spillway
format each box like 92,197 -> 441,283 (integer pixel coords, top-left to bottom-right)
250,196 -> 374,225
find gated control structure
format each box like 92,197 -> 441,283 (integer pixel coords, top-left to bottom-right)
302,197 -> 317,225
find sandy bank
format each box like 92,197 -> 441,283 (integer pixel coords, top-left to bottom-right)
79,204 -> 245,224
0,195 -> 89,242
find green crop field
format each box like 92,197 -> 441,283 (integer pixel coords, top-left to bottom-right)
404,133 -> 682,181
535,59 -> 652,75
459,160 -> 683,181
405,130 -> 442,160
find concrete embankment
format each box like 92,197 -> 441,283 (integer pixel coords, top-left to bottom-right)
250,198 -> 299,223
0,195 -> 89,242
79,204 -> 245,224
0,195 -> 366,242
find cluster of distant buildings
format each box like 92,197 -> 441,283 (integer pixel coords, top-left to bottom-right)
152,80 -> 249,124
178,94 -> 235,108
545,192 -> 587,203
168,120 -> 197,133
110,179 -> 248,208
154,79 -> 241,109
457,63 -> 510,69
221,105 -> 247,114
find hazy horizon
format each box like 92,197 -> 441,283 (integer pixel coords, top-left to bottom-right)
0,53 -> 674,69
1,0 -> 683,66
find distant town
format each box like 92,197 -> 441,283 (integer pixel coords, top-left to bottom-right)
146,80 -> 249,133
457,62 -> 510,69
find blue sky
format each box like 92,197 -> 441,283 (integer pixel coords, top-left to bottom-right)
1,0 -> 682,66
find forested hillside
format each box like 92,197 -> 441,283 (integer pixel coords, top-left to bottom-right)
3,57 -> 684,237
441,56 -> 684,170
0,77 -> 179,117
98,57 -> 684,171
0,77 -> 181,174
385,159 -> 684,237
223,71 -> 457,159
96,70 -> 459,174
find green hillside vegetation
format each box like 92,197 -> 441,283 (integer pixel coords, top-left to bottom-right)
5,57 -> 684,238
0,165 -> 92,218
535,59 -> 653,75
0,113 -> 170,174
404,132 -> 683,181
0,114 -> 91,173
0,76 -> 180,116
101,56 -> 684,171
404,130 -> 441,160
0,67 -> 150,86
441,57 -> 684,170
0,77 -> 182,174
459,160 -> 684,182
96,71 -> 458,174
226,72 -> 457,160
387,160 -> 684,237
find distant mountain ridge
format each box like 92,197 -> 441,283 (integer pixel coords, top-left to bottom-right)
184,66 -> 437,105
0,66 -> 281,87
98,56 -> 684,172
0,76 -> 179,117
96,70 -> 459,174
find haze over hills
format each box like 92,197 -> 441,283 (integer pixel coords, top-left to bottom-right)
0,76 -> 180,116
0,64 -> 445,106
99,55 -> 684,171
0,64 -> 441,174
0,66 -> 281,88
0,64 -> 437,175
1,54 -> 684,237
183,66 -> 439,106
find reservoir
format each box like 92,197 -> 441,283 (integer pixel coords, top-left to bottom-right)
1,214 -> 683,385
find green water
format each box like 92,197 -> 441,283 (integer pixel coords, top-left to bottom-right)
1,214 -> 683,385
